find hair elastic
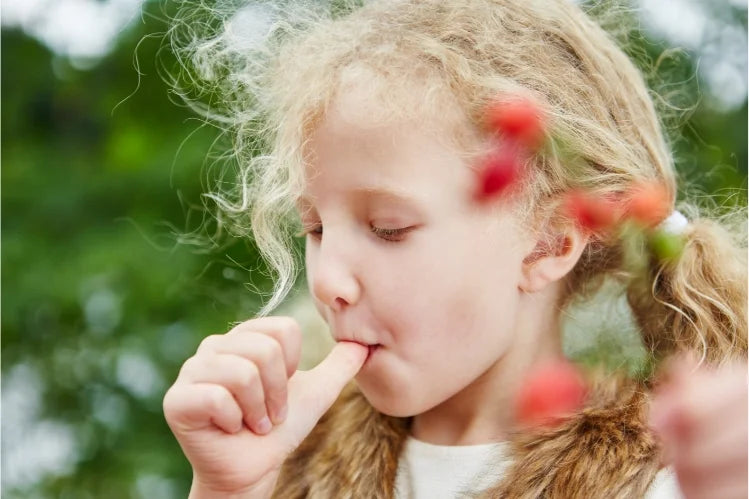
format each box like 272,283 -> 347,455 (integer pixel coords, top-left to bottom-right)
658,210 -> 689,235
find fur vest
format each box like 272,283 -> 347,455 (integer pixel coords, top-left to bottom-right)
272,372 -> 663,499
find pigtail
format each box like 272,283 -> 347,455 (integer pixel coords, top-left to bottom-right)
626,206 -> 747,367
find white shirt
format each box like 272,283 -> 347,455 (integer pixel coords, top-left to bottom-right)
394,436 -> 684,499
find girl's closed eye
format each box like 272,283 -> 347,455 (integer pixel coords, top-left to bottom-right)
295,223 -> 414,242
370,225 -> 414,242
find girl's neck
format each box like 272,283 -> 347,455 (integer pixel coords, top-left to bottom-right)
409,284 -> 565,446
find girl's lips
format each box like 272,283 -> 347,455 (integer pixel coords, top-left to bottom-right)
366,344 -> 381,363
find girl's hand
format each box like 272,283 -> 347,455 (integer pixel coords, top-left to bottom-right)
162,316 -> 368,499
648,355 -> 748,499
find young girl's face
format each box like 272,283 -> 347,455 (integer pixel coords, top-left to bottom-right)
299,88 -> 537,417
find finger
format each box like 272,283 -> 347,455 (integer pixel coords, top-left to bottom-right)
163,382 -> 243,434
289,341 -> 368,437
225,316 -> 303,379
195,334 -> 290,425
181,353 -> 274,435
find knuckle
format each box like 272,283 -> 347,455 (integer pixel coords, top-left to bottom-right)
197,334 -> 222,352
178,355 -> 202,376
258,338 -> 283,367
279,316 -> 302,337
162,386 -> 180,415
204,385 -> 229,412
236,362 -> 261,391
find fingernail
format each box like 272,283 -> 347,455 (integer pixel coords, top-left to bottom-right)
256,416 -> 272,434
277,404 -> 288,423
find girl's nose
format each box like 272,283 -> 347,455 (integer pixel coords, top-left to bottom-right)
309,236 -> 361,312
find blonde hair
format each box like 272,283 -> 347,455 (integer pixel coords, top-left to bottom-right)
167,0 -> 747,367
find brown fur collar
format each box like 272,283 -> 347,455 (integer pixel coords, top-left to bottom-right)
272,372 -> 662,498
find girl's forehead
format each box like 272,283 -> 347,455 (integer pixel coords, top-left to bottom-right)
311,64 -> 481,151
301,126 -> 465,205
294,75 -> 489,213
304,98 -> 480,174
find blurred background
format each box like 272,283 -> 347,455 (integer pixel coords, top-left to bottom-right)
2,0 -> 746,497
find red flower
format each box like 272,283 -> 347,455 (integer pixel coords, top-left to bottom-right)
516,360 -> 587,428
624,181 -> 671,229
473,146 -> 523,202
563,189 -> 621,233
484,97 -> 546,150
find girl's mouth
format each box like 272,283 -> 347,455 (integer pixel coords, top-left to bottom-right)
366,344 -> 381,363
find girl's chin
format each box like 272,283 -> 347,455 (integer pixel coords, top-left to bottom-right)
355,354 -> 425,418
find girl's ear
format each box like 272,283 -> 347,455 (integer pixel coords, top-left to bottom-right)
519,226 -> 589,293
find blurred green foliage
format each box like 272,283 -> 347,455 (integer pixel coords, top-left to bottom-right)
1,1 -> 746,497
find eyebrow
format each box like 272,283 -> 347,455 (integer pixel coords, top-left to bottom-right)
297,186 -> 423,207
350,186 -> 421,203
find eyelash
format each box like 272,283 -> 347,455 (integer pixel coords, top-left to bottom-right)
296,224 -> 410,242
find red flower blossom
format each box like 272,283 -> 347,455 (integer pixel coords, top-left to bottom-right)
473,146 -> 523,202
563,189 -> 621,233
624,181 -> 671,229
484,97 -> 546,150
516,360 -> 587,428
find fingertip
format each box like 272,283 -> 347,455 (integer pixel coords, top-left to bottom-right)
230,420 -> 245,434
255,416 -> 272,435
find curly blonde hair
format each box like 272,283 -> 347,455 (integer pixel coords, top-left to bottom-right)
167,0 -> 747,366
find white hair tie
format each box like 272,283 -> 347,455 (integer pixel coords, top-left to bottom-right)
658,210 -> 689,235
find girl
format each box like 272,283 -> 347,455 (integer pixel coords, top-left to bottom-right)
162,0 -> 748,497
